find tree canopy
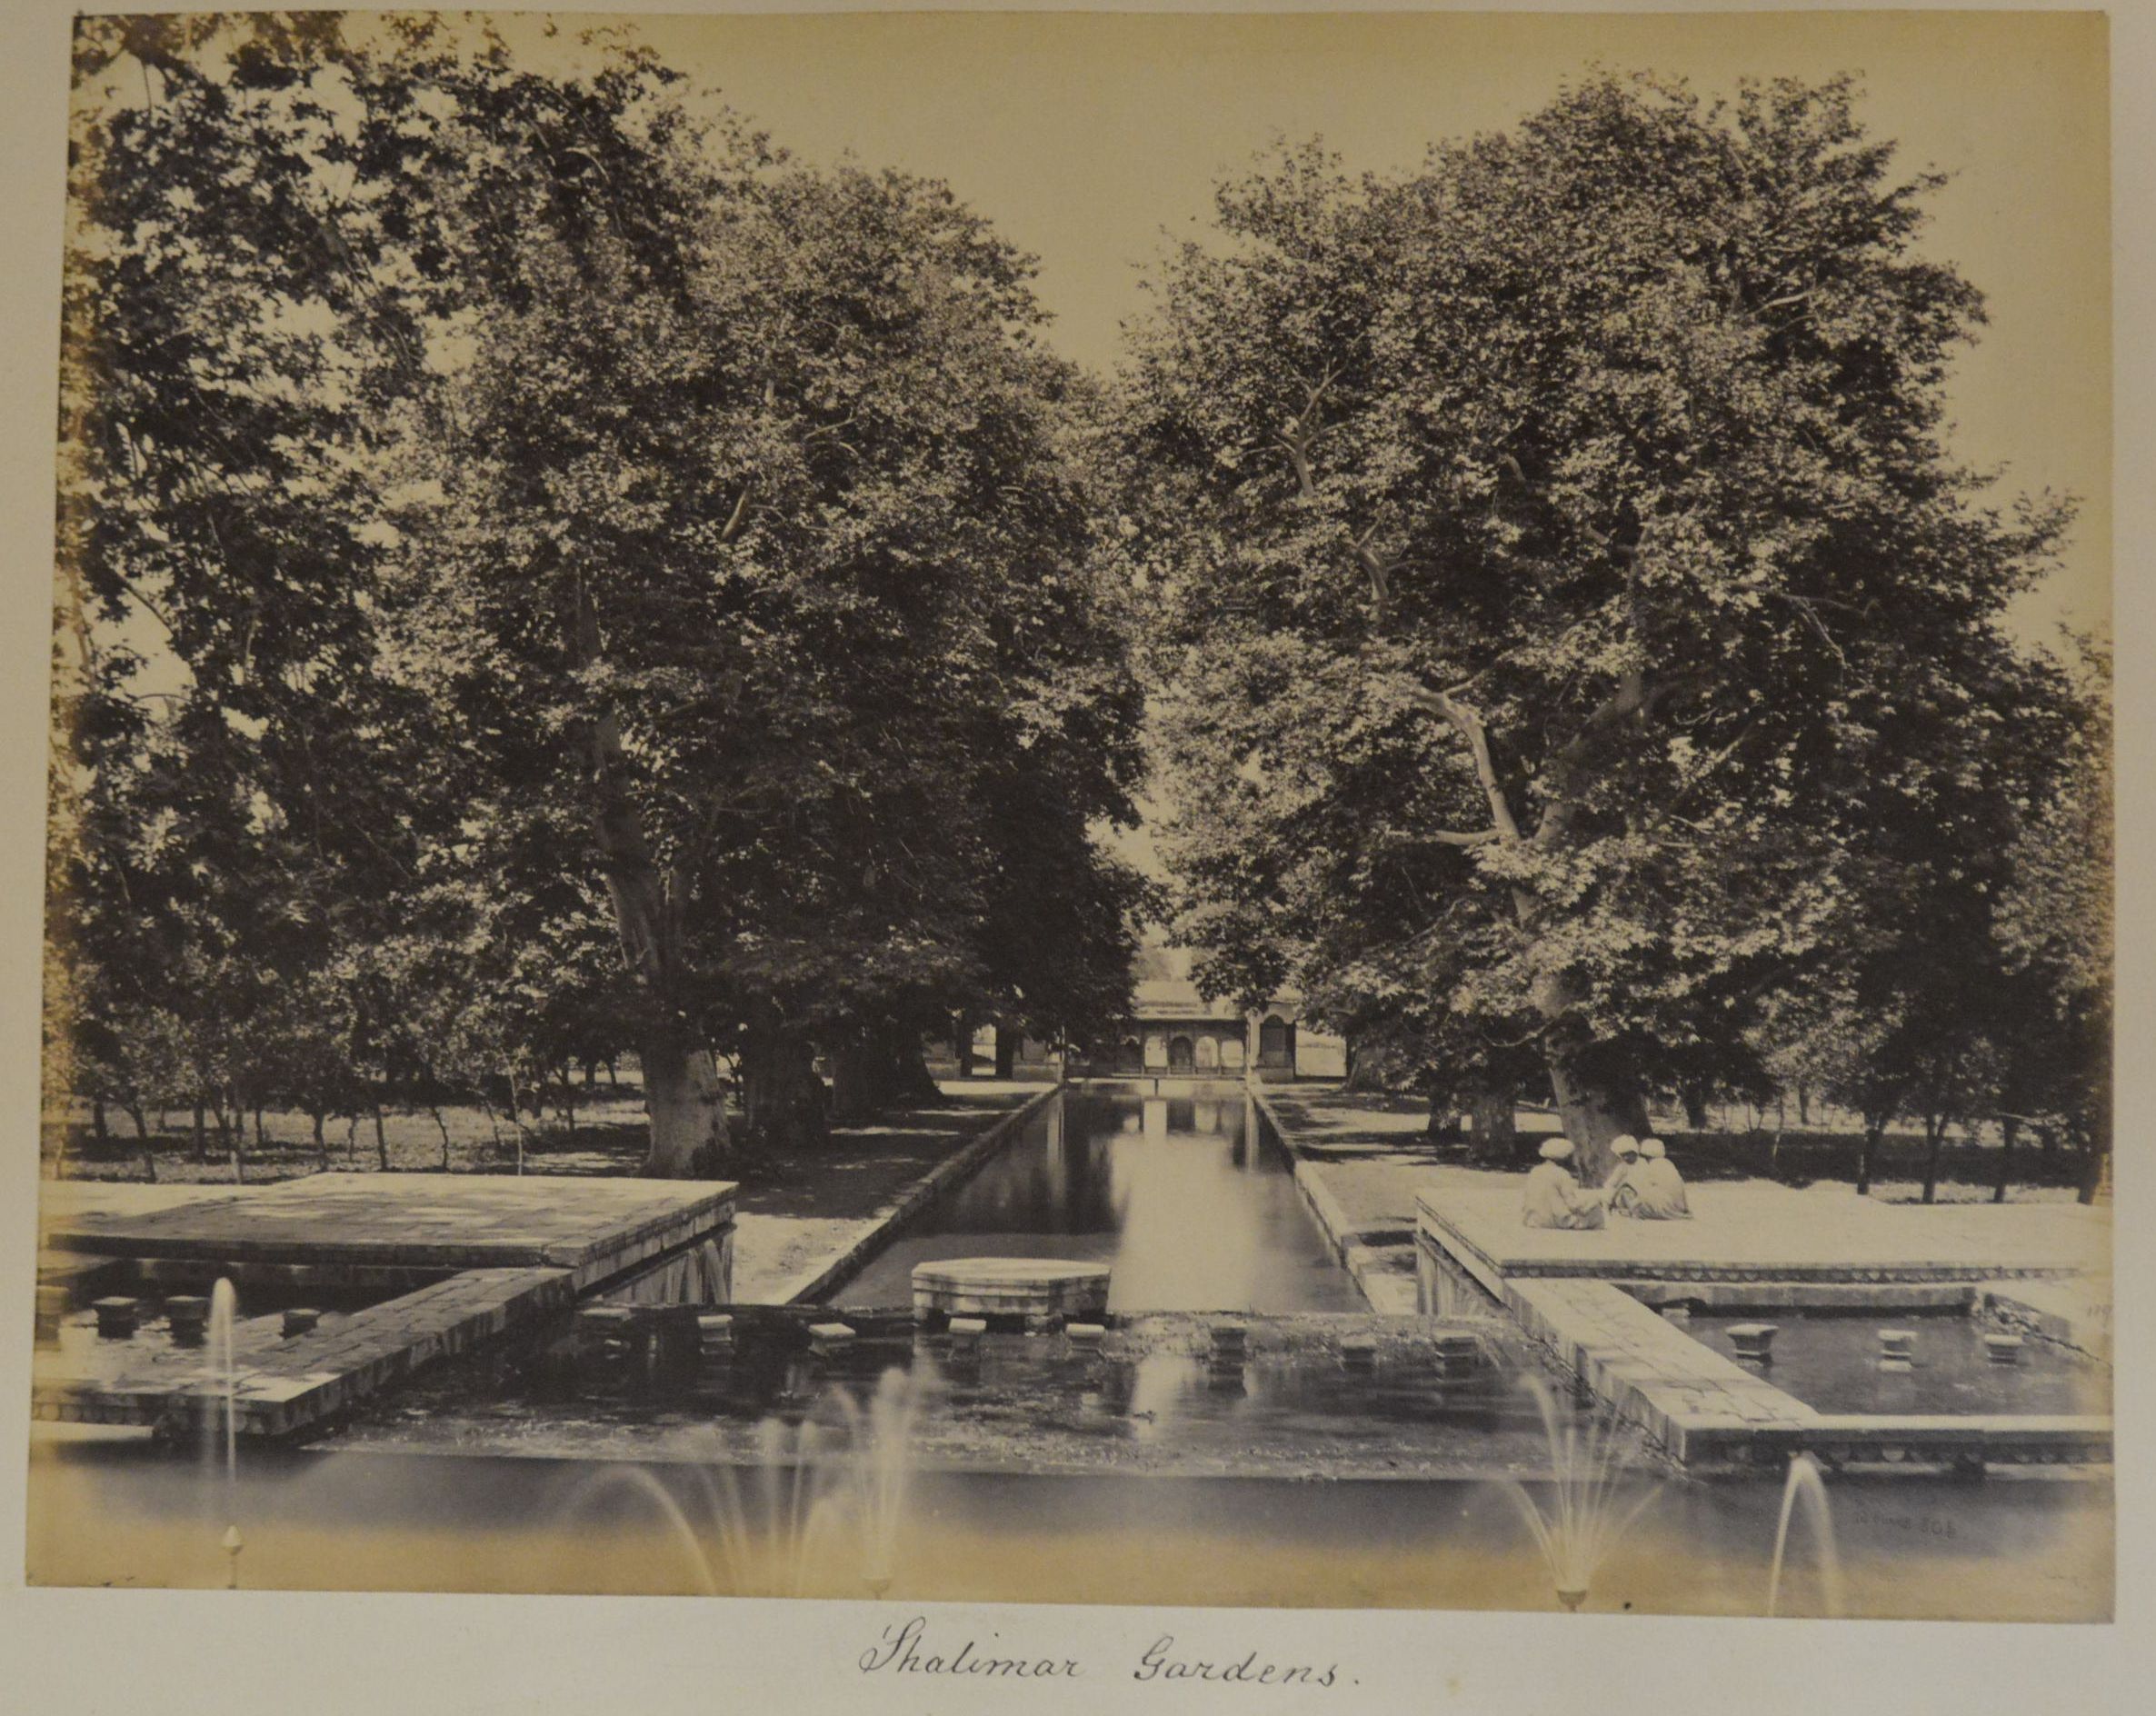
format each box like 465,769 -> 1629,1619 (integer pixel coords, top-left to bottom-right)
52,15 -> 1144,1172
1121,73 -> 2095,1181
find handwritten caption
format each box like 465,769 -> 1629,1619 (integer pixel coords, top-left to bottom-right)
860,1616 -> 1346,1687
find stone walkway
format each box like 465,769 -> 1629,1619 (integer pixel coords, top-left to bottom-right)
1253,1087 -> 1522,1314
45,1172 -> 736,1282
35,1174 -> 736,1438
35,1266 -> 575,1437
1422,1179 -> 2106,1284
732,1082 -> 1058,1304
1263,1086 -> 2113,1472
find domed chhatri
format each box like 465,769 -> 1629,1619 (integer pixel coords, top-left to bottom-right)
912,1258 -> 1111,1322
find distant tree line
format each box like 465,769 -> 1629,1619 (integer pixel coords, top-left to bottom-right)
47,15 -> 1147,1175
1117,75 -> 2110,1201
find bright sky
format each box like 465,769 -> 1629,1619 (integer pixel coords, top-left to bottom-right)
539,8 -> 2111,641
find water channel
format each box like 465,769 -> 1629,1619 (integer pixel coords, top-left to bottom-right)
834,1086 -> 1366,1314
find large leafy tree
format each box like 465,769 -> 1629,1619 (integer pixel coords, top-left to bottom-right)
387,62 -> 1143,1162
1123,75 -> 2081,1181
56,14 -> 450,1170
55,15 -> 1143,1174
1993,637 -> 2111,1201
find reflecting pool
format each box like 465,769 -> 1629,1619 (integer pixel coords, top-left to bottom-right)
833,1089 -> 1364,1313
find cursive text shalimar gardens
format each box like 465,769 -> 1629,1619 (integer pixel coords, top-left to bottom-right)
859,1617 -> 1343,1686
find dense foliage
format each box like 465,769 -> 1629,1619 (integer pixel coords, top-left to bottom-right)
1120,75 -> 2103,1188
49,15 -> 1144,1172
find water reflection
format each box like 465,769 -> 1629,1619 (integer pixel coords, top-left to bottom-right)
833,1090 -> 1364,1313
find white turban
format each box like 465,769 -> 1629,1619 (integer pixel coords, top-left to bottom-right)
1611,1134 -> 1641,1157
1538,1137 -> 1573,1161
1640,1138 -> 1667,1159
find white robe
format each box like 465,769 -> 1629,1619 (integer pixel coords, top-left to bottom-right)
1522,1161 -> 1606,1230
1627,1158 -> 1692,1220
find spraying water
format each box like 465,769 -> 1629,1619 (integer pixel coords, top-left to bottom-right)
205,1279 -> 242,1589
831,1368 -> 928,1596
546,1363 -> 929,1598
552,1465 -> 725,1595
1496,1374 -> 1662,1612
1766,1453 -> 1843,1617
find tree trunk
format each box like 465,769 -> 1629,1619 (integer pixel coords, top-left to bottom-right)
1921,1112 -> 1946,1205
374,1104 -> 389,1172
126,1102 -> 148,1141
559,1072 -> 577,1143
1470,1091 -> 1518,1158
829,1037 -> 882,1128
569,571 -> 729,1178
1856,1116 -> 1886,1196
737,1020 -> 827,1157
192,1102 -> 207,1164
92,1098 -> 108,1145
1547,1053 -> 1649,1187
643,1034 -> 730,1175
993,1025 -> 1019,1082
1796,1082 -> 1811,1127
2076,1132 -> 2106,1206
832,1023 -> 943,1126
1993,1116 -> 2014,1204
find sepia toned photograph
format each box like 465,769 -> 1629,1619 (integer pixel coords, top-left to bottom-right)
25,5 -> 2114,1632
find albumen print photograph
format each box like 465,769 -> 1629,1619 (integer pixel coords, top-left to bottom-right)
28,7 -> 2111,1623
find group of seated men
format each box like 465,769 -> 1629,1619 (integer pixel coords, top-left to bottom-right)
1521,1132 -> 1690,1230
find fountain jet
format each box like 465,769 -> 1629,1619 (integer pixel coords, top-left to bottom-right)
205,1279 -> 241,1588
1766,1453 -> 1843,1618
545,1362 -> 930,1599
1496,1374 -> 1662,1613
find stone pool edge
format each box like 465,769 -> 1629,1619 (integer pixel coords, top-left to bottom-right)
1248,1084 -> 1406,1315
770,1083 -> 1065,1308
1419,1196 -> 2114,1475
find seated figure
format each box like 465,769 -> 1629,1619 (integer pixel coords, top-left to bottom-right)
1602,1134 -> 1642,1214
1626,1137 -> 1692,1220
1522,1137 -> 1606,1231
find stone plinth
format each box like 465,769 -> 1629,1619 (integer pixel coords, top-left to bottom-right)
912,1258 -> 1110,1322
34,1175 -> 733,1440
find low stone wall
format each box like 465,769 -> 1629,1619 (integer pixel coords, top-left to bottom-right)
1980,1280 -> 2114,1364
34,1265 -> 578,1438
33,1175 -> 739,1440
1416,1224 -> 2114,1474
1246,1085 -> 1409,1313
771,1083 -> 1064,1306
